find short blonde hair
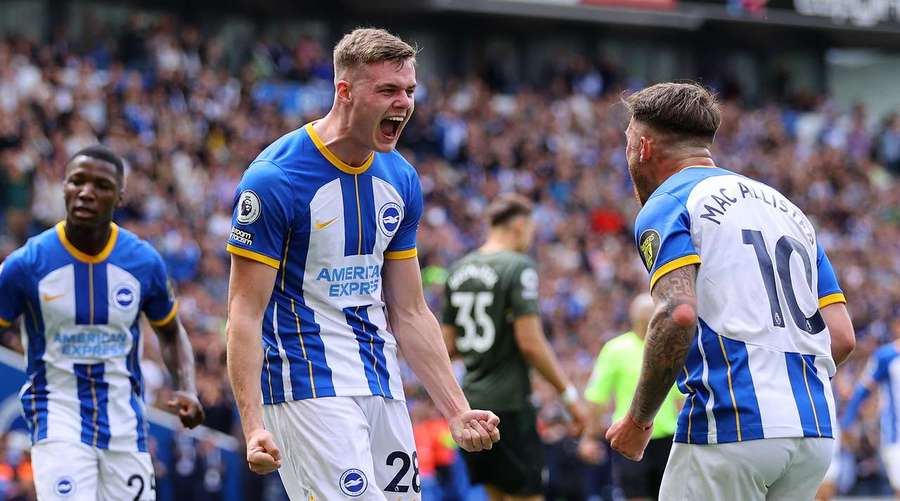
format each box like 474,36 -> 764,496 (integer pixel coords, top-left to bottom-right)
333,28 -> 417,77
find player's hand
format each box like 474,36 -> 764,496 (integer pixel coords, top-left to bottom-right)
166,391 -> 205,429
566,400 -> 590,436
577,436 -> 606,465
449,410 -> 501,452
606,411 -> 653,461
246,428 -> 282,475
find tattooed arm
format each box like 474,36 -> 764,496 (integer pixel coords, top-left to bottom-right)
630,264 -> 698,423
607,264 -> 698,461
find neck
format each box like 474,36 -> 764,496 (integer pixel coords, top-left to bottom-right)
480,232 -> 517,253
65,219 -> 112,256
633,327 -> 647,340
314,112 -> 373,167
651,154 -> 716,192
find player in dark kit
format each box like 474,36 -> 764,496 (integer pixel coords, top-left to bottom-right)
442,193 -> 587,501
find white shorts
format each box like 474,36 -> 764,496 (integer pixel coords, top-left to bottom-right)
822,432 -> 841,483
263,396 -> 420,500
659,437 -> 833,501
32,440 -> 154,500
881,442 -> 900,491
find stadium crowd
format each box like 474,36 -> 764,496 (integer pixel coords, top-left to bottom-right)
0,12 -> 898,500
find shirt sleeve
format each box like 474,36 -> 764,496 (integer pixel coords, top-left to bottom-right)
0,255 -> 26,327
634,193 -> 700,290
143,249 -> 178,326
584,344 -> 616,406
226,160 -> 294,269
816,243 -> 845,308
508,259 -> 539,318
385,170 -> 423,260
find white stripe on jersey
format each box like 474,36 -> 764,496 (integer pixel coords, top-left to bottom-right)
696,329 -> 718,441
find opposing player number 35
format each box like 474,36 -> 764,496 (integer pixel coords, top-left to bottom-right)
742,229 -> 826,334
451,292 -> 496,353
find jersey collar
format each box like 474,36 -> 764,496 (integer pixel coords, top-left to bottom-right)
56,221 -> 119,264
305,122 -> 374,175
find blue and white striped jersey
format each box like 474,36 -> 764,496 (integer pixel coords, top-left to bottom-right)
0,223 -> 177,452
634,166 -> 845,445
226,123 -> 423,404
841,344 -> 900,446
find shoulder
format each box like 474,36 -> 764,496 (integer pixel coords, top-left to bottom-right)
877,344 -> 900,362
110,226 -> 165,272
372,150 -> 420,189
646,167 -> 734,207
505,252 -> 537,272
602,333 -> 632,354
254,126 -> 315,168
8,225 -> 69,275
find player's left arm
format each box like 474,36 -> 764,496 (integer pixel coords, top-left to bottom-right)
152,314 -> 204,429
383,256 -> 499,452
816,244 -> 855,365
441,324 -> 459,359
144,254 -> 204,429
607,264 -> 698,461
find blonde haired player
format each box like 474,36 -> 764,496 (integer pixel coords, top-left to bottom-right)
225,28 -> 500,500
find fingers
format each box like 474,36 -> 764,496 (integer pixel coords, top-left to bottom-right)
247,432 -> 282,475
467,419 -> 493,451
247,449 -> 280,475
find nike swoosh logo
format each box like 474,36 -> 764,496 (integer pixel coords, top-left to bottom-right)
41,293 -> 65,302
314,217 -> 338,230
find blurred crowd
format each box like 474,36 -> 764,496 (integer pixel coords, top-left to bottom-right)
0,12 -> 897,500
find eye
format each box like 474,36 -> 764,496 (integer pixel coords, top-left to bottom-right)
380,89 -> 393,96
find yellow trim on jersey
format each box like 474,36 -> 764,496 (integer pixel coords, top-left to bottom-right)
649,254 -> 701,291
355,175 -> 363,255
802,360 -> 822,437
305,123 -> 374,175
89,364 -> 99,447
291,298 -> 317,398
226,244 -> 281,269
384,248 -> 417,260
818,293 -> 846,309
0,317 -> 10,328
89,264 -> 94,324
56,222 -> 119,264
148,301 -> 179,327
280,229 -> 292,292
717,335 -> 743,442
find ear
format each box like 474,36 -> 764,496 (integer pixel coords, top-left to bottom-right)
639,135 -> 652,163
336,80 -> 352,103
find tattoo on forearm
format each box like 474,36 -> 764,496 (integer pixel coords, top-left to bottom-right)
631,265 -> 698,424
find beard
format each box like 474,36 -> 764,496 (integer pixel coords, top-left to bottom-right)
627,161 -> 653,206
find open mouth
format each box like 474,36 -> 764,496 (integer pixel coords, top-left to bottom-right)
379,116 -> 404,141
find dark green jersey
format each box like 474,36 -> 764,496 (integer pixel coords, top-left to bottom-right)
442,250 -> 539,411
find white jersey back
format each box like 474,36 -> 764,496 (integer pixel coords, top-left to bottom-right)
634,167 -> 846,444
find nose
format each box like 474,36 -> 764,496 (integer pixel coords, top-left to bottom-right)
77,182 -> 97,200
394,92 -> 412,111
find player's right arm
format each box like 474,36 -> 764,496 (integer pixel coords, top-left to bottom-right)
224,160 -> 293,475
226,255 -> 282,474
0,254 -> 26,329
